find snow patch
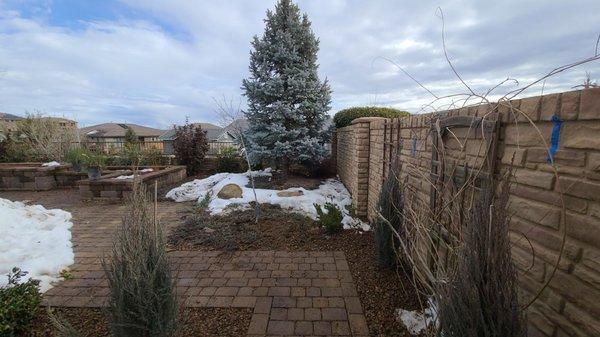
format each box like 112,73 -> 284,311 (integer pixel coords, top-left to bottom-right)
42,161 -> 60,167
395,299 -> 438,335
166,169 -> 369,231
114,168 -> 154,180
0,198 -> 75,292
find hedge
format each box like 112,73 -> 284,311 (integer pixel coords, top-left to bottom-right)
333,106 -> 410,128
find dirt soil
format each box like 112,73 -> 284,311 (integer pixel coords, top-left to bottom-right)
23,307 -> 252,337
168,204 -> 422,337
248,171 -> 325,190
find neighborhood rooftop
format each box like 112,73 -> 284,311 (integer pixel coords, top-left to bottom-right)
79,122 -> 166,138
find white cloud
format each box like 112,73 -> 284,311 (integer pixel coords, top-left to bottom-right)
0,0 -> 598,128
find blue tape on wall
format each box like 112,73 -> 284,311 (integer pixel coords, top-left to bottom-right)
411,136 -> 417,157
547,114 -> 562,164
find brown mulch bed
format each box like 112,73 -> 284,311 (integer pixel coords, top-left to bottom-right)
168,204 -> 422,337
23,307 -> 252,337
248,171 -> 325,190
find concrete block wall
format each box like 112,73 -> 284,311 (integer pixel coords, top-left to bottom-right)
332,88 -> 600,336
335,119 -> 371,217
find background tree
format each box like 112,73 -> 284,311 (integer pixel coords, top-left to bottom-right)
242,0 -> 331,173
15,112 -> 78,162
124,126 -> 138,146
172,119 -> 209,176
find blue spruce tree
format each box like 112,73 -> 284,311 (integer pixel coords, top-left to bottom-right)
242,0 -> 332,172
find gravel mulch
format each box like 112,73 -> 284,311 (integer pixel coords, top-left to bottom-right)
23,307 -> 252,337
168,204 -> 423,337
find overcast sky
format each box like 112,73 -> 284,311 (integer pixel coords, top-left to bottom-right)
0,0 -> 599,128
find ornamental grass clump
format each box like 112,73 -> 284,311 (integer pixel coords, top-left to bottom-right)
435,177 -> 526,337
102,184 -> 179,337
374,168 -> 403,268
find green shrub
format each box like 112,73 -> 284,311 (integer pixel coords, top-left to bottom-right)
333,106 -> 410,128
123,143 -> 142,167
65,148 -> 88,170
105,155 -> 128,166
0,267 -> 42,335
81,152 -> 106,169
216,147 -> 241,173
102,184 -> 179,337
141,148 -> 167,166
314,202 -> 343,234
375,169 -> 403,268
0,138 -> 37,163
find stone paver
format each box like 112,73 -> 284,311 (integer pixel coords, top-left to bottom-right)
0,190 -> 368,336
46,250 -> 368,336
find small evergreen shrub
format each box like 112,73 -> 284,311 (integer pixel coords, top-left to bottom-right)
333,106 -> 410,128
216,147 -> 241,172
375,169 -> 403,268
314,202 -> 343,234
102,184 -> 179,337
173,121 -> 209,176
0,267 -> 42,335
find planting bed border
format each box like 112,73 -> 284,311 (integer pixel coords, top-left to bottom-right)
0,162 -> 72,191
78,165 -> 186,200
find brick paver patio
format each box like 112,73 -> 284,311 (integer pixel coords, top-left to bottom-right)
0,190 -> 369,336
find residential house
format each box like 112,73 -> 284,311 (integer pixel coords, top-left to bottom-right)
42,117 -> 77,129
79,123 -> 166,153
160,121 -> 246,155
0,113 -> 23,139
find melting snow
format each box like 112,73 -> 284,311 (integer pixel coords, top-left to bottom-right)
396,299 -> 438,335
42,161 -> 61,167
0,198 -> 74,292
166,169 -> 369,231
114,168 -> 154,180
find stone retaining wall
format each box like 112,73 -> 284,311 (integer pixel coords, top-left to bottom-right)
78,166 -> 186,200
332,88 -> 600,337
0,163 -> 71,191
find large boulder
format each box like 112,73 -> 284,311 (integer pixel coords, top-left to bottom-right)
276,190 -> 304,197
217,183 -> 243,199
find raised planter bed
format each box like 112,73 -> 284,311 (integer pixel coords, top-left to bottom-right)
0,163 -> 71,191
77,166 -> 186,200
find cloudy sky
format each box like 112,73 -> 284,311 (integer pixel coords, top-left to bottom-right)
0,0 -> 599,128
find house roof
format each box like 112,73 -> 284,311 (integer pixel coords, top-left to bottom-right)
159,123 -> 229,141
0,112 -> 23,121
80,123 -> 165,138
224,118 -> 249,137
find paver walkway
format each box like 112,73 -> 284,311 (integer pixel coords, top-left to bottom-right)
0,191 -> 368,336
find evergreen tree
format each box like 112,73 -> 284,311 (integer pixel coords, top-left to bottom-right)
124,126 -> 138,146
242,0 -> 332,171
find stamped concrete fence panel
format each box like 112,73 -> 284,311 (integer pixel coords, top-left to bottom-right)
331,88 -> 600,337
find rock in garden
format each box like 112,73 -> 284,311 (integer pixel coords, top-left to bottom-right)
276,190 -> 304,197
217,183 -> 243,199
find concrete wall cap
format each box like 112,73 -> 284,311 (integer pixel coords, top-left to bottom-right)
351,117 -> 389,124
